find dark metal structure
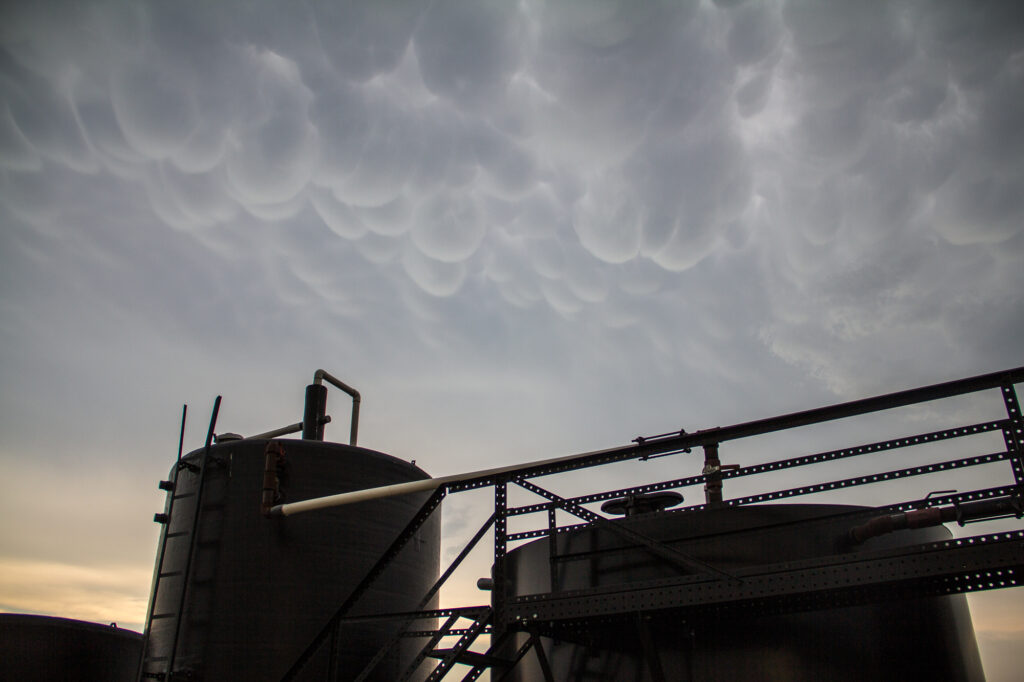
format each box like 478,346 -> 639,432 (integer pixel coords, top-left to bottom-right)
0,614 -> 142,681
270,366 -> 1023,680
499,503 -> 984,680
137,378 -> 440,681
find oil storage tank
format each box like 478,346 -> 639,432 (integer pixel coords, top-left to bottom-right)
140,437 -> 440,682
498,500 -> 984,681
0,614 -> 142,681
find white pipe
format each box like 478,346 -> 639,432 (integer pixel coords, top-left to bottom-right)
271,443 -> 628,517
247,421 -> 305,440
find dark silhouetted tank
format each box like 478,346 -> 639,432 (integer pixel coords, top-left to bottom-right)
498,502 -> 985,681
0,614 -> 142,681
142,439 -> 439,681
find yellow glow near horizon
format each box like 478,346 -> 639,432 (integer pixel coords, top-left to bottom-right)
0,558 -> 150,631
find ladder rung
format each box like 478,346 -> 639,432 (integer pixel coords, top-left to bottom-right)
150,613 -> 176,620
145,656 -> 169,662
165,531 -> 188,538
172,492 -> 196,500
158,570 -> 183,578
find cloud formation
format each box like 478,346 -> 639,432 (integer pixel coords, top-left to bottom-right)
2,2 -> 1020,395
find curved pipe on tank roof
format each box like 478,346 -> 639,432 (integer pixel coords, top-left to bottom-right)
313,369 -> 361,446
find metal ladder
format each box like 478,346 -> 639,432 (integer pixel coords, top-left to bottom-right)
137,398 -> 221,681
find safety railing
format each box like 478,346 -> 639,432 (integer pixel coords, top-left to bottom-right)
278,366 -> 1024,681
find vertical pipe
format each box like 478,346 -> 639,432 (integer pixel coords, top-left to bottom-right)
302,383 -> 328,441
312,370 -> 361,446
704,443 -> 723,508
349,397 -> 360,447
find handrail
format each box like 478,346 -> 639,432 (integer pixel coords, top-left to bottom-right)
275,365 -> 1024,681
272,366 -> 1024,516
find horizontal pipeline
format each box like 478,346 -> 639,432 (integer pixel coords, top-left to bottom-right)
271,365 -> 1024,518
270,443 -> 630,516
849,494 -> 1024,544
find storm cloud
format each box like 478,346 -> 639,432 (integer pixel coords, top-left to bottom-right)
2,1 -> 1021,396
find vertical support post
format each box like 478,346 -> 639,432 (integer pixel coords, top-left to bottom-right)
547,506 -> 558,593
703,443 -> 723,508
1002,384 -> 1024,485
303,383 -> 328,441
493,479 -> 509,643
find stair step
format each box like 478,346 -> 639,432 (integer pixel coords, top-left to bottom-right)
427,649 -> 512,669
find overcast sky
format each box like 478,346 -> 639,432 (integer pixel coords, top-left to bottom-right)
1,0 -> 1022,678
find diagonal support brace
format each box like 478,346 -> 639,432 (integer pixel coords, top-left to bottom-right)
515,479 -> 737,582
280,487 -> 447,681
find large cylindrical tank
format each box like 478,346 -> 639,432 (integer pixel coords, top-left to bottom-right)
499,503 -> 984,681
0,614 -> 142,681
142,439 -> 440,681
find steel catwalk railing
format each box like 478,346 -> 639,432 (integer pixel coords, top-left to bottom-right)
276,366 -> 1024,681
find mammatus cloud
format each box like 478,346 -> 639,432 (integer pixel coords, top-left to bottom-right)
3,0 -> 1021,401
0,0 -> 1021,420
748,0 -> 1024,392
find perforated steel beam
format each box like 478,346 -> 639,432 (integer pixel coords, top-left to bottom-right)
506,530 -> 1024,627
272,367 -> 1024,516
